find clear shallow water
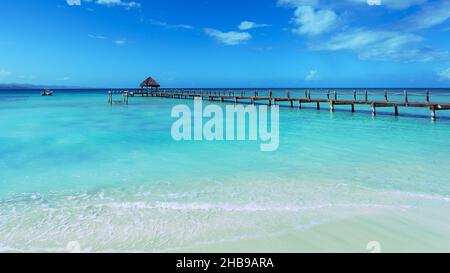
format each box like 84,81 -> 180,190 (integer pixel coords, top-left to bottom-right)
0,89 -> 450,252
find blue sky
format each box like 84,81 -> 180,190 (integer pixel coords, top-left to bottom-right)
1,0 -> 450,88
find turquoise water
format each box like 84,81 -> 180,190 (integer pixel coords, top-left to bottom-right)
1,89 -> 450,252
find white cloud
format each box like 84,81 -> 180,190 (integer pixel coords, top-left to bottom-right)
438,68 -> 450,80
402,1 -> 450,31
277,0 -> 318,8
277,0 -> 337,36
149,20 -> 194,30
114,39 -> 127,45
0,69 -> 11,77
305,70 -> 319,81
292,5 -> 337,35
348,0 -> 426,9
204,28 -> 252,46
67,0 -> 141,9
88,34 -> 106,39
366,0 -> 381,6
66,0 -> 81,6
276,0 -> 448,63
312,29 -> 448,62
238,21 -> 270,30
95,0 -> 140,9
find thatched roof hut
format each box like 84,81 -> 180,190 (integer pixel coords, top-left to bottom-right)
140,76 -> 160,89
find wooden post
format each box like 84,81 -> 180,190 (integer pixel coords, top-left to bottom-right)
290,100 -> 294,108
384,90 -> 388,102
330,101 -> 335,112
372,103 -> 376,116
351,104 -> 355,112
298,101 -> 302,109
404,90 -> 409,104
317,102 -> 320,110
234,97 -> 238,104
394,106 -> 399,116
426,90 -> 430,103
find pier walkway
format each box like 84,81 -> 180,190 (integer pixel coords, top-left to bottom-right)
108,89 -> 450,121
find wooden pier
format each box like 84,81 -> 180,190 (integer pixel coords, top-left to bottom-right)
108,89 -> 450,121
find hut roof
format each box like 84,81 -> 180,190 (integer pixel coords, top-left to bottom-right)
140,76 -> 160,88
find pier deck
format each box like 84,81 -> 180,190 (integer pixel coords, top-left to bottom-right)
108,90 -> 450,120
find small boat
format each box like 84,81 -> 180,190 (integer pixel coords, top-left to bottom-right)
41,89 -> 53,96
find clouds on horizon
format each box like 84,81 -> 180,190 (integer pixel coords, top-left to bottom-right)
305,70 -> 319,81
0,69 -> 12,77
438,68 -> 450,81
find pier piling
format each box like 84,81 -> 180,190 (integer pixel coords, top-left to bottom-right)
119,89 -> 450,121
431,106 -> 436,121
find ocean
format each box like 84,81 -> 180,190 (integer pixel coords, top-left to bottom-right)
0,89 -> 449,252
